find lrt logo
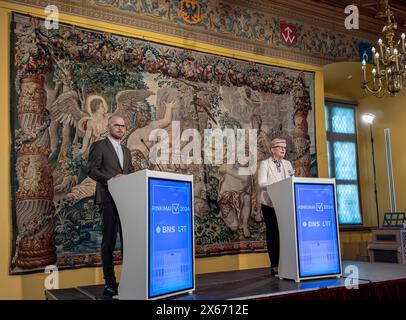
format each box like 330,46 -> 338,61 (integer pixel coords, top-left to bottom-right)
316,203 -> 324,212
172,203 -> 180,214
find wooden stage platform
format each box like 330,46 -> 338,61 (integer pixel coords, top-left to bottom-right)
45,261 -> 406,300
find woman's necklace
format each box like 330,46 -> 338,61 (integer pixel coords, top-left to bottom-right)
272,158 -> 281,173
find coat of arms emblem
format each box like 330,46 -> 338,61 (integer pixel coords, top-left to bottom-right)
280,22 -> 298,46
179,0 -> 202,25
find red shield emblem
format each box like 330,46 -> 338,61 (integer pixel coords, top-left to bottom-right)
280,22 -> 297,46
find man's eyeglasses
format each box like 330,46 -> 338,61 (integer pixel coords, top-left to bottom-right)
272,146 -> 286,150
111,124 -> 126,128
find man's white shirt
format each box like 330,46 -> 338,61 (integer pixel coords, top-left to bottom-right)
107,135 -> 124,169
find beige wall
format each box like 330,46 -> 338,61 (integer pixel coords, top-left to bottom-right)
357,94 -> 406,225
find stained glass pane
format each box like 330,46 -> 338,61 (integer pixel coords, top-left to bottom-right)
336,184 -> 362,224
332,107 -> 355,134
333,142 -> 358,180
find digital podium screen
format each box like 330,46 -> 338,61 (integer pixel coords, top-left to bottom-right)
148,177 -> 194,298
294,183 -> 341,278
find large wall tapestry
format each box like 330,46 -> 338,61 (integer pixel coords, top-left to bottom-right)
10,12 -> 316,274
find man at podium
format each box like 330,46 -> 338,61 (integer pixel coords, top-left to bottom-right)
258,138 -> 294,276
88,115 -> 135,296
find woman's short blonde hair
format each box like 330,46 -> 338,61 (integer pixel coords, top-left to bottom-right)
270,138 -> 287,148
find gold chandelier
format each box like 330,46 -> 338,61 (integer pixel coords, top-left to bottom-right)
361,0 -> 406,97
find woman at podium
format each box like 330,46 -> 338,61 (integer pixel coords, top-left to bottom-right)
257,138 -> 294,276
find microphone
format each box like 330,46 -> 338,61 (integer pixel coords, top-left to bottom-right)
140,138 -> 162,171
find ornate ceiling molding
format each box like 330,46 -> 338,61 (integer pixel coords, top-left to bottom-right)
4,0 -> 376,66
239,0 -> 406,35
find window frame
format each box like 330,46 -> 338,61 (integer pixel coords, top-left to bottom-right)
325,98 -> 363,227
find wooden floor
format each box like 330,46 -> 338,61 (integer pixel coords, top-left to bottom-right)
45,261 -> 406,300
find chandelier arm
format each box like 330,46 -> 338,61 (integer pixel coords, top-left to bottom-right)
379,59 -> 390,67
362,81 -> 382,95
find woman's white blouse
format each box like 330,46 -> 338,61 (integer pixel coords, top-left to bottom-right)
257,158 -> 294,206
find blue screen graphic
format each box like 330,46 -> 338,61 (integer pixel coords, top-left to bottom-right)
294,183 -> 341,278
148,178 -> 193,298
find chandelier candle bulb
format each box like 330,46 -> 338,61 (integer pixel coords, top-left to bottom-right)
394,49 -> 399,70
375,53 -> 380,73
372,68 -> 376,85
379,38 -> 384,57
402,33 -> 405,52
362,60 -> 367,81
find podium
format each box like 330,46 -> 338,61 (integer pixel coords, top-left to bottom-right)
108,169 -> 195,299
267,177 -> 342,282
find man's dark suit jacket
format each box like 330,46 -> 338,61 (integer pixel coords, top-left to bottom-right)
88,138 -> 135,204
